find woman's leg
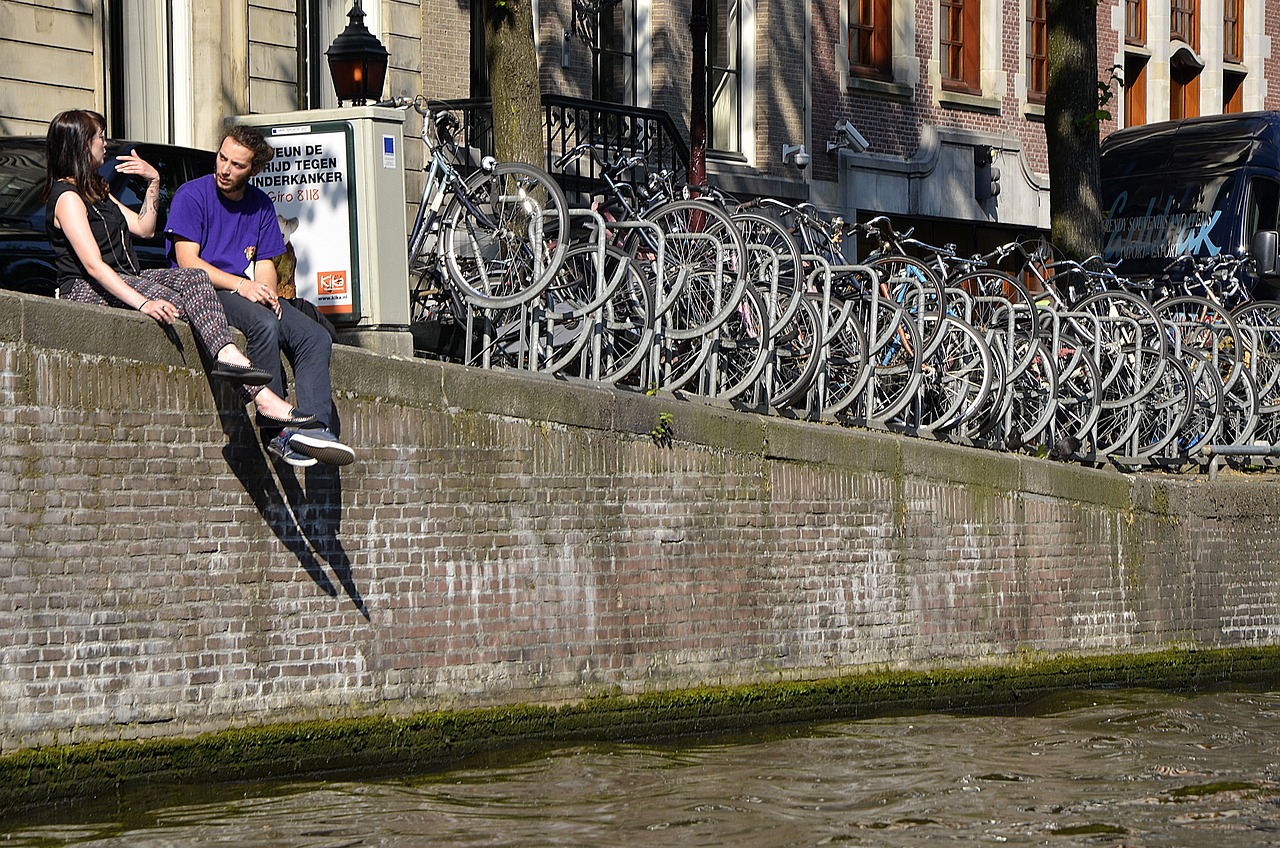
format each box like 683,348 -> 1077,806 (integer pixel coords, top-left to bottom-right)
133,268 -> 236,355
60,275 -> 301,419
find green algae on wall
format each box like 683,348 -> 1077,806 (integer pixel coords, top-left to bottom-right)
3,646 -> 1279,816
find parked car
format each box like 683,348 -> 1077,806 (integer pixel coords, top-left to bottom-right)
0,137 -> 215,297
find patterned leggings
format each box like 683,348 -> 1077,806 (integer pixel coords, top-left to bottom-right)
63,268 -> 262,400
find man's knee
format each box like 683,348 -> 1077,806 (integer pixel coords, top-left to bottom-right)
220,294 -> 281,344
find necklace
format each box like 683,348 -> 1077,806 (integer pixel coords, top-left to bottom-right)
89,199 -> 139,276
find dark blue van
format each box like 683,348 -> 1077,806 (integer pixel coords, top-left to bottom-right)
1100,111 -> 1280,296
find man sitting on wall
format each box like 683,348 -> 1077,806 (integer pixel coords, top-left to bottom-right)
165,124 -> 354,468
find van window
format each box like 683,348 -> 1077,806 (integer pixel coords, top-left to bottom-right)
1102,170 -> 1236,263
1245,177 -> 1280,243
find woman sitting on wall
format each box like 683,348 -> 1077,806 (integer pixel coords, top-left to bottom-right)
43,109 -> 315,427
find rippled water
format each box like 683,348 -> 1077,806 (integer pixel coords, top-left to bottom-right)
6,688 -> 1280,847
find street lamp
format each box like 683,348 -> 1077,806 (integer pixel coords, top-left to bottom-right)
326,1 -> 389,106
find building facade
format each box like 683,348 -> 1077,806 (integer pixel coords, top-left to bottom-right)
1,1 -> 425,148
2,0 -> 1278,251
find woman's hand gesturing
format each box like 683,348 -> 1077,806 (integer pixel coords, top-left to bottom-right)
114,150 -> 160,184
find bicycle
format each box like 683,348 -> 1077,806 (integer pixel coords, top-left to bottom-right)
401,96 -> 571,312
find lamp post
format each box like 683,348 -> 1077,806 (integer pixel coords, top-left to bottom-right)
325,1 -> 390,106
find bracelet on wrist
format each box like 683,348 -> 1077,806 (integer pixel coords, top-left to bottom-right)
138,299 -> 150,311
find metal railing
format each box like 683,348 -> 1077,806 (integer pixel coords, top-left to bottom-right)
432,95 -> 690,202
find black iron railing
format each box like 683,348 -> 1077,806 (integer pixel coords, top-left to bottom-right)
433,95 -> 690,202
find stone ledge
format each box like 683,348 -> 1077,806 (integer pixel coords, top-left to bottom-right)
10,287 -> 1280,518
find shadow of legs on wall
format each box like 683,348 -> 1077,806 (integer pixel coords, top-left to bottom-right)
214,394 -> 341,599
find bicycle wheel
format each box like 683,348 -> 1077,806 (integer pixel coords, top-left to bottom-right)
1052,333 -> 1101,458
1072,290 -> 1168,406
862,301 -> 924,426
1124,356 -> 1197,461
442,162 -> 570,308
902,315 -> 994,435
953,270 -> 1040,376
1216,361 -> 1258,447
1153,295 -> 1243,394
706,284 -> 771,401
647,199 -> 749,339
540,243 -> 655,385
731,210 -> 805,330
1231,301 -> 1280,410
867,254 -> 946,352
815,294 -> 870,417
1171,350 -> 1225,456
765,293 -> 823,408
1004,335 -> 1058,450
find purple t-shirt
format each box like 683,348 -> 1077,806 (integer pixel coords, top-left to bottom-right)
165,174 -> 285,278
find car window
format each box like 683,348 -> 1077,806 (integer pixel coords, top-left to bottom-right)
0,146 -> 47,228
1245,177 -> 1280,243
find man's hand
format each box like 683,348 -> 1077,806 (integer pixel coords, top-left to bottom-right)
237,277 -> 278,314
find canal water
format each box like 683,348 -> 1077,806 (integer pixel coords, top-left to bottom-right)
5,687 -> 1279,847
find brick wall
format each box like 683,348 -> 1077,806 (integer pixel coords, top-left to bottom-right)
3,289 -> 1280,755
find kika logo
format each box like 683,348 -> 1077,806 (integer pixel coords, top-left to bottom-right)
317,271 -> 348,296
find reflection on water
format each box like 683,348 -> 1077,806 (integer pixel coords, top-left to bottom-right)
6,688 -> 1280,847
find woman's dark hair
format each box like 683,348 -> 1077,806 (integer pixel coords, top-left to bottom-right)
44,109 -> 110,204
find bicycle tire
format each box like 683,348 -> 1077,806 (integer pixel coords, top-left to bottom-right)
540,243 -> 655,385
952,270 -> 1040,376
706,284 -> 772,401
647,199 -> 750,339
814,294 -> 870,417
903,315 -> 995,434
731,210 -> 805,331
1153,295 -> 1243,394
867,254 -> 947,352
1231,300 -> 1280,410
863,300 -> 924,426
1052,332 -> 1102,457
442,162 -> 571,308
765,293 -> 823,408
1072,291 -> 1168,407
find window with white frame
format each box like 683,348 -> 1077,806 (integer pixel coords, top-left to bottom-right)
707,0 -> 743,154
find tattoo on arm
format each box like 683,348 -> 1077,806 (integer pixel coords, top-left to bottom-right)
139,181 -> 159,217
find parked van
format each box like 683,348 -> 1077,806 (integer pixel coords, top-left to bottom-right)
1100,111 -> 1280,297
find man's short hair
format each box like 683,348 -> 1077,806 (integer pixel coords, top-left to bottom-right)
222,124 -> 275,172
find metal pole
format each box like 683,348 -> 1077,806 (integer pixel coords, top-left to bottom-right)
689,0 -> 708,191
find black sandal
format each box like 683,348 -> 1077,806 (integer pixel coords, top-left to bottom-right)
209,361 -> 272,386
256,407 -> 318,428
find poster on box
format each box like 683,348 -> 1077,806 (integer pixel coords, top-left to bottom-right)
250,123 -> 359,320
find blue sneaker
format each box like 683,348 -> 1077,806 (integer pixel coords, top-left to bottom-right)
287,427 -> 356,467
267,430 -> 318,467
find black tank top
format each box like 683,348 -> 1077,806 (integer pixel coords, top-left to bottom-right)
45,181 -> 141,292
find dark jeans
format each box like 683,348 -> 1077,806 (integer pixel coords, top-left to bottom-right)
217,291 -> 336,432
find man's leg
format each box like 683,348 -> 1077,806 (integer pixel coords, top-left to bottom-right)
275,299 -> 336,431
216,290 -> 286,399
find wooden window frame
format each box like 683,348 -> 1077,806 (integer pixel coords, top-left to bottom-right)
849,0 -> 892,80
1223,0 -> 1242,64
1027,0 -> 1047,103
707,0 -> 743,154
1170,0 -> 1198,52
1125,0 -> 1146,46
940,0 -> 980,94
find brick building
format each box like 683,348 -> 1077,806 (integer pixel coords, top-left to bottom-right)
2,0 -> 1278,251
